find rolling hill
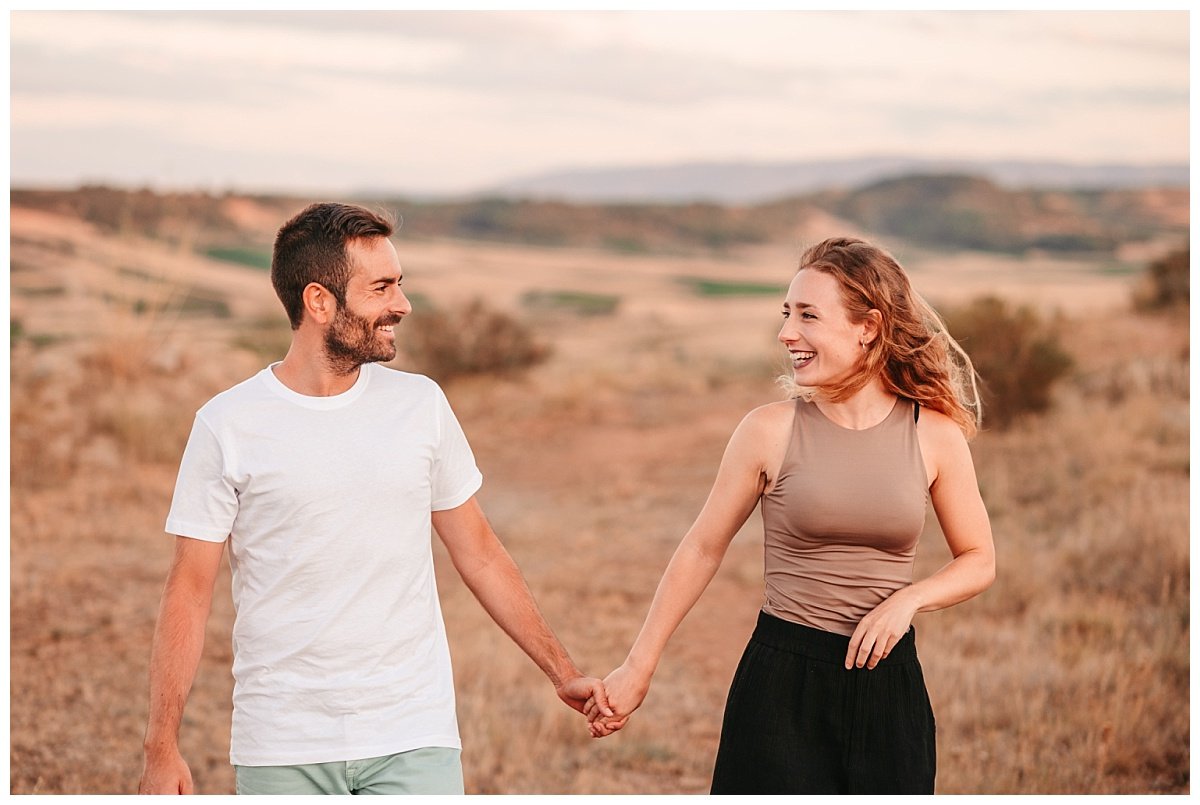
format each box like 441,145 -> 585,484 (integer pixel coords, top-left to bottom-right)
490,156 -> 1189,204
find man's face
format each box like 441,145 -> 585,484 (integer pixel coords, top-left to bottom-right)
323,237 -> 411,372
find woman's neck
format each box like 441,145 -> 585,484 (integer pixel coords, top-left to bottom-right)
814,380 -> 897,430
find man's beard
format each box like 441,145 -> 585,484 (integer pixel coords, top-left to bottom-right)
323,304 -> 399,375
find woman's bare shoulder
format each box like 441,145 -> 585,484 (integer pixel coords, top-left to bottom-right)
739,399 -> 797,432
917,406 -> 973,471
725,400 -> 796,460
917,406 -> 967,440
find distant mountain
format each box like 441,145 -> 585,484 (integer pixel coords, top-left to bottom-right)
490,157 -> 1189,204
11,179 -> 1188,259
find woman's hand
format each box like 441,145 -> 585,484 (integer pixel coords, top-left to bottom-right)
584,662 -> 653,737
845,587 -> 920,670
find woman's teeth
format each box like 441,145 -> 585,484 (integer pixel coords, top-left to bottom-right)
791,350 -> 815,367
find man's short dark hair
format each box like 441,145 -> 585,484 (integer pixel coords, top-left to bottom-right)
271,202 -> 396,329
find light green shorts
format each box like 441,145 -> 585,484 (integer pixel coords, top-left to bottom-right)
234,747 -> 464,795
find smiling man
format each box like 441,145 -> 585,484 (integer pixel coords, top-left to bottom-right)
138,202 -> 611,795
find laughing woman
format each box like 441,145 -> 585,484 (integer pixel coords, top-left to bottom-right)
587,237 -> 995,794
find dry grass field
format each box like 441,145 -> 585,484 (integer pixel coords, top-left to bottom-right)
8,200 -> 1189,794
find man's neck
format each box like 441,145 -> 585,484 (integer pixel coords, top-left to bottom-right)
272,347 -> 363,397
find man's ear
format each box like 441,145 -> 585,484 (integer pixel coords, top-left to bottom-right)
302,283 -> 336,326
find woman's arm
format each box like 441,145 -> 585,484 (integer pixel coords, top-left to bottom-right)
589,404 -> 790,732
844,412 -> 996,670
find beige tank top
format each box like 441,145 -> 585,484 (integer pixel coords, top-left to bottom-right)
761,397 -> 928,636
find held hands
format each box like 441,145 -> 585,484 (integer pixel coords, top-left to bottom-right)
558,673 -> 637,739
583,661 -> 652,738
845,587 -> 920,671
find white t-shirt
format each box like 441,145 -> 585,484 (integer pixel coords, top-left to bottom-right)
165,362 -> 483,766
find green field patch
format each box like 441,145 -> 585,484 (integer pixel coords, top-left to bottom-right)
521,289 -> 621,316
681,277 -> 788,297
204,246 -> 272,270
1094,261 -> 1141,276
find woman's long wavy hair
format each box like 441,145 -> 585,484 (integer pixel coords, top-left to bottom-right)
780,237 -> 982,438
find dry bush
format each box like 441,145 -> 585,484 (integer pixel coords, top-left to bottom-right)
916,300 -> 1189,793
11,294 -> 1188,794
10,330 -> 257,795
13,346 -> 177,489
945,295 -> 1074,429
923,366 -> 1189,793
10,333 -> 253,490
401,298 -> 550,384
1133,247 -> 1189,311
9,196 -> 1189,794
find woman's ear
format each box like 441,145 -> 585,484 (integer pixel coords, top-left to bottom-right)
302,282 -> 335,326
863,308 -> 883,347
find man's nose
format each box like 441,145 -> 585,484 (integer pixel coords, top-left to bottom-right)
393,288 -> 413,317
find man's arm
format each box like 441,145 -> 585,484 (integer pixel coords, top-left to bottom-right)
431,497 -> 612,719
138,536 -> 226,795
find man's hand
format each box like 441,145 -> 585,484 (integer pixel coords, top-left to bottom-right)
138,746 -> 194,794
556,674 -> 613,718
139,537 -> 223,795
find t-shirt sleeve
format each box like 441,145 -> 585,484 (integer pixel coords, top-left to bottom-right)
430,385 -> 484,511
164,414 -> 238,542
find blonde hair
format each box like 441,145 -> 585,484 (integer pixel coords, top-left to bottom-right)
779,237 -> 982,438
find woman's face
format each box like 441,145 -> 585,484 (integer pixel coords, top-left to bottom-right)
778,268 -> 869,387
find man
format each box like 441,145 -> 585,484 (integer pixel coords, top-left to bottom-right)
138,202 -> 613,795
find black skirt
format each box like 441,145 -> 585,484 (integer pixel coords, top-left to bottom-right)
710,610 -> 936,794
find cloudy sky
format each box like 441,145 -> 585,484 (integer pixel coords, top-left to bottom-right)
10,9 -> 1190,196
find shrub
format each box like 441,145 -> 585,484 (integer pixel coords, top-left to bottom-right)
402,298 -> 550,383
1133,248 -> 1189,310
944,295 -> 1074,429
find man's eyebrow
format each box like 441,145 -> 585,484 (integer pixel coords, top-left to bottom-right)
370,275 -> 403,285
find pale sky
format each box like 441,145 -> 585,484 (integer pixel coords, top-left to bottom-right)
9,9 -> 1191,196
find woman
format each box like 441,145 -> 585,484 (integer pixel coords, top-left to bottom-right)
586,237 -> 995,794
